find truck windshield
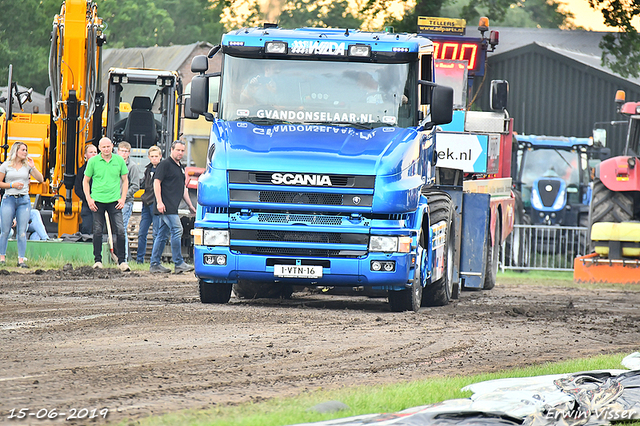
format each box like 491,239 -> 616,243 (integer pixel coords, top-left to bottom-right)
219,57 -> 416,128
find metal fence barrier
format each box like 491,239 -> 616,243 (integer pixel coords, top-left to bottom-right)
501,224 -> 589,271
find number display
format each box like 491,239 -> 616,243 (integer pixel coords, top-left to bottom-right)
432,41 -> 482,72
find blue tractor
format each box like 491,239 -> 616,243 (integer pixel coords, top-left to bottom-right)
511,135 -> 609,256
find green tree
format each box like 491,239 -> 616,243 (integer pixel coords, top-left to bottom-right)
365,0 -> 573,32
589,0 -> 640,78
100,0 -> 175,48
155,0 -> 227,45
278,0 -> 362,29
0,0 -> 60,93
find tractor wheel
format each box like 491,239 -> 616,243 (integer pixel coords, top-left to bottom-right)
588,178 -> 634,250
422,192 -> 455,307
199,280 -> 232,304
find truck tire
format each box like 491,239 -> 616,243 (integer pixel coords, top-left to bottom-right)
388,232 -> 424,312
588,178 -> 634,250
422,193 -> 454,307
199,280 -> 232,304
483,216 -> 501,290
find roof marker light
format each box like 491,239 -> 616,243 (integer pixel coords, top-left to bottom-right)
265,41 -> 287,54
349,44 -> 371,57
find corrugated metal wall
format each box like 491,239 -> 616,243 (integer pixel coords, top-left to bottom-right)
473,44 -> 640,156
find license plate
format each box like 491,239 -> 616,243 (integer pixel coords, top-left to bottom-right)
274,264 -> 323,278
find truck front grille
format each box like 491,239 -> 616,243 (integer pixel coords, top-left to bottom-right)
230,190 -> 372,207
232,247 -> 366,258
257,213 -> 344,225
231,229 -> 368,245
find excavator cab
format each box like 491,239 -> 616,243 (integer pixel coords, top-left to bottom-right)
104,68 -> 181,166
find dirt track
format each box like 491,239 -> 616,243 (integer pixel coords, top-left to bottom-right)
1,267 -> 639,425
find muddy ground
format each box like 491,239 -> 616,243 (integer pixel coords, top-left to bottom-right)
1,267 -> 639,425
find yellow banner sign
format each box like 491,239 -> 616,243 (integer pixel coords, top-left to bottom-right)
418,16 -> 466,35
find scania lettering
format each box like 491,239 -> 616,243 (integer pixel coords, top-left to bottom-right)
187,24 -> 469,311
271,173 -> 333,186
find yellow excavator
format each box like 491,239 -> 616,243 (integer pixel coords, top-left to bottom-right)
1,0 -> 183,238
0,0 -> 105,236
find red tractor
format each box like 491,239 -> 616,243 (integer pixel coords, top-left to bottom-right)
574,90 -> 640,284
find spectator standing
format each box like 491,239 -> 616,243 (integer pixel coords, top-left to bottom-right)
149,140 -> 196,273
74,144 -> 98,235
136,145 -> 162,264
82,137 -> 130,272
117,141 -> 141,260
0,142 -> 44,267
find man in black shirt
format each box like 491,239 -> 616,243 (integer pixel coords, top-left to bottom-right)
149,140 -> 196,273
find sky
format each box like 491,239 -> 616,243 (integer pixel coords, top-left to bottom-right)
562,0 -> 611,31
562,0 -> 640,31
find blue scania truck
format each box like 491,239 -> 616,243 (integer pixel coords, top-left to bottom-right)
186,25 -> 479,311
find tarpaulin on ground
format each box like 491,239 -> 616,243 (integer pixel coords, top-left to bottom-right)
293,352 -> 640,426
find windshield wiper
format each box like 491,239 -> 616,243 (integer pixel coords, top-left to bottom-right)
237,117 -> 291,125
554,149 -> 574,169
310,121 -> 374,130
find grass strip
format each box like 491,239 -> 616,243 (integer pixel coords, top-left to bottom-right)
122,352 -> 639,426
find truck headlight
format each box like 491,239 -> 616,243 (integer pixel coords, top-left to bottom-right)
369,236 -> 398,252
192,229 -> 229,246
204,230 -> 229,246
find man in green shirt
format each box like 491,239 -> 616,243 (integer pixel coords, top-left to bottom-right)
83,137 -> 131,271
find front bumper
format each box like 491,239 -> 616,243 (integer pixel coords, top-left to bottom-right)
194,245 -> 414,290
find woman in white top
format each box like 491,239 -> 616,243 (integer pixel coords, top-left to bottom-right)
0,142 -> 44,267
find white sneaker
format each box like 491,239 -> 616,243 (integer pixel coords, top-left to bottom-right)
118,262 -> 131,272
93,261 -> 103,269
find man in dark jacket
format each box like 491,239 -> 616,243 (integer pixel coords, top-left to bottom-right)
74,144 -> 98,235
136,146 -> 162,263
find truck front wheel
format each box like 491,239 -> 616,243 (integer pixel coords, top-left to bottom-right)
422,193 -> 455,306
388,232 -> 424,312
199,280 -> 232,304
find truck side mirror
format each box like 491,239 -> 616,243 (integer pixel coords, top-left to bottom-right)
490,80 -> 508,111
430,85 -> 453,126
184,97 -> 199,120
191,55 -> 209,73
189,75 -> 209,115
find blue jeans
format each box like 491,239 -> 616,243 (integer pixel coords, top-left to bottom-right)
0,194 -> 31,258
150,214 -> 184,266
92,201 -> 126,264
28,209 -> 50,241
136,203 -> 159,263
79,202 -> 93,235
122,201 -> 134,259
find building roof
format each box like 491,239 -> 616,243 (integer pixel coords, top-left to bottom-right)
101,41 -> 212,88
481,27 -> 640,88
102,41 -> 209,71
484,27 -> 608,57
